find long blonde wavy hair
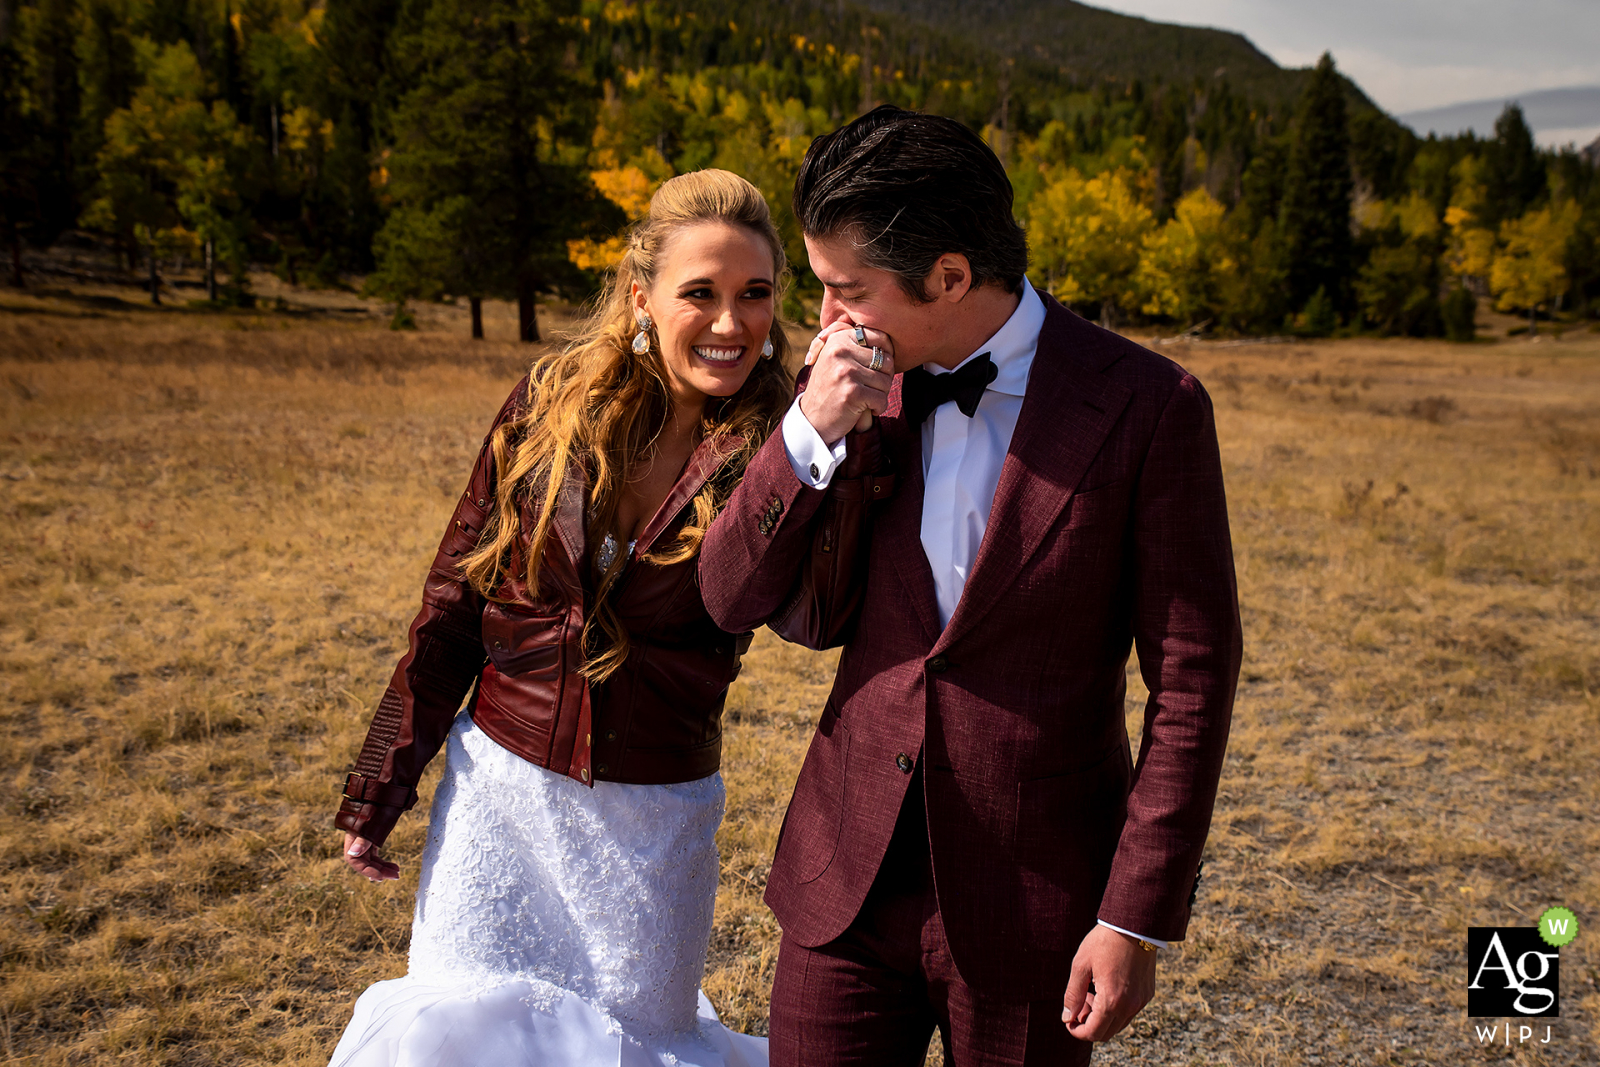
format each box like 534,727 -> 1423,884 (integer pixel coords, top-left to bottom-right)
460,169 -> 794,683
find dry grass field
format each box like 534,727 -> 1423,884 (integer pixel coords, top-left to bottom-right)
2,278 -> 1597,1066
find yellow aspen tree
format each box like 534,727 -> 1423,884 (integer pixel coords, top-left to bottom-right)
1490,201 -> 1580,336
1136,187 -> 1229,326
1027,167 -> 1152,325
567,152 -> 670,272
1444,156 -> 1495,284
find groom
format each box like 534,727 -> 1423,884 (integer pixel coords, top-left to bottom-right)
700,106 -> 1241,1065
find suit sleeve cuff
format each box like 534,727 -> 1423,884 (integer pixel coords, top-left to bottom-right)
781,397 -> 848,489
1097,920 -> 1168,950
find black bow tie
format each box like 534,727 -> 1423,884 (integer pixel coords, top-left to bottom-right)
900,354 -> 998,425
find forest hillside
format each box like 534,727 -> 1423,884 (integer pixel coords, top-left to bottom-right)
3,0 -> 1598,340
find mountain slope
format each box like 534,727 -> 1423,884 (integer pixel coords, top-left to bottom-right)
1401,86 -> 1600,147
853,0 -> 1372,111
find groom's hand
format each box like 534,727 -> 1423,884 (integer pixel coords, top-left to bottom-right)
1061,924 -> 1157,1042
799,321 -> 894,443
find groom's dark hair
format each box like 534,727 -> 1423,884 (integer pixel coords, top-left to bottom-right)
793,105 -> 1028,302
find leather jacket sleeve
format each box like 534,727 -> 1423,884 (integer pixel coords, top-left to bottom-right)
334,380 -> 527,846
765,426 -> 895,650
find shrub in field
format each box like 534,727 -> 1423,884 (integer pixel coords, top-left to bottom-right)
1357,243 -> 1441,336
1298,285 -> 1338,337
1442,284 -> 1478,342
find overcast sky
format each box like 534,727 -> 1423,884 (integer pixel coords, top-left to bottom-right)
1087,1 -> 1600,116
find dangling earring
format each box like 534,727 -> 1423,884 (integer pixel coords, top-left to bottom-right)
761,337 -> 775,360
632,313 -> 652,356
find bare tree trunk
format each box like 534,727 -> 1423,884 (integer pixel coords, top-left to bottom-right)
148,247 -> 161,305
470,296 -> 484,340
517,272 -> 539,343
205,239 -> 216,302
7,222 -> 23,288
860,26 -> 874,113
996,58 -> 1012,161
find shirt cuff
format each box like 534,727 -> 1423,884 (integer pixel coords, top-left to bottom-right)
781,397 -> 848,489
1097,920 -> 1168,950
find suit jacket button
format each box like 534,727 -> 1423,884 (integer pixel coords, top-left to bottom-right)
928,655 -> 948,673
896,752 -> 913,773
809,463 -> 820,480
605,730 -> 618,741
597,764 -> 609,775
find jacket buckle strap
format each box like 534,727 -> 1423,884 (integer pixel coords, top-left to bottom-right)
342,772 -> 418,811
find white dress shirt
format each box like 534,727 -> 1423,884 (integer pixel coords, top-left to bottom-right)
781,284 -> 1166,950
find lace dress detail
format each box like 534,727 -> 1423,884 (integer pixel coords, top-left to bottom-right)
328,713 -> 766,1066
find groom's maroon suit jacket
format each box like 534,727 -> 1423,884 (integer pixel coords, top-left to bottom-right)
700,291 -> 1242,1001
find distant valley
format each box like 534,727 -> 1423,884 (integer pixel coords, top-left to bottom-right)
1400,86 -> 1600,149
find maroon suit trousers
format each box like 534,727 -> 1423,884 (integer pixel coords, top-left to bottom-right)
768,770 -> 1093,1067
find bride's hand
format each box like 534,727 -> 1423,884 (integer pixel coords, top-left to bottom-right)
343,831 -> 401,882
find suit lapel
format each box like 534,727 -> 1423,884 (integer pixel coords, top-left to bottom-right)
879,379 -> 943,646
933,301 -> 1132,653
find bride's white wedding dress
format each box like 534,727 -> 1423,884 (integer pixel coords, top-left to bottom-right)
328,712 -> 768,1067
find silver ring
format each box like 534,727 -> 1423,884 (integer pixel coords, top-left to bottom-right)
868,346 -> 885,372
853,324 -> 868,346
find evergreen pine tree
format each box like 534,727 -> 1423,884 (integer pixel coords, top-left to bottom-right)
313,0 -> 404,271
1280,52 -> 1352,317
1238,139 -> 1288,233
1,38 -> 44,286
1483,104 -> 1544,227
376,0 -> 607,342
26,0 -> 83,246
1,0 -> 89,285
74,0 -> 140,267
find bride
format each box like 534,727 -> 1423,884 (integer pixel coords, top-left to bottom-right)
327,169 -> 794,1066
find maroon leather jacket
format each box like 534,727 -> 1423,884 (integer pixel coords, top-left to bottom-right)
337,377 -> 775,846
